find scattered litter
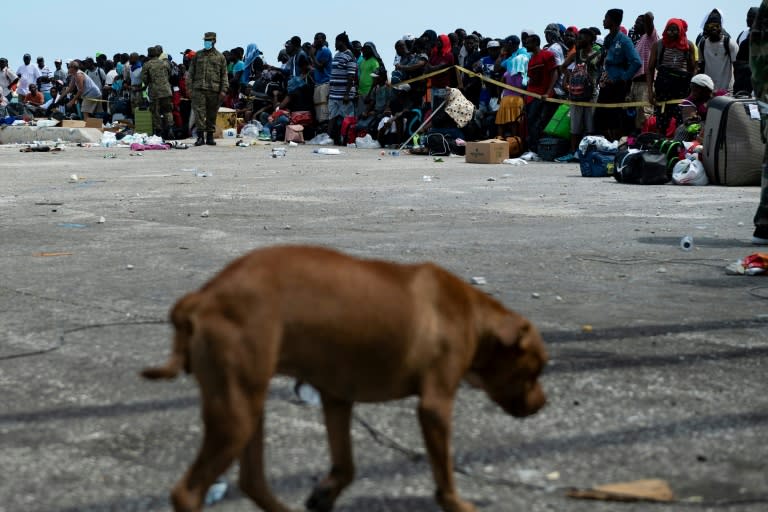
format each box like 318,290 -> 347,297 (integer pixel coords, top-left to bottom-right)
679,235 -> 694,251
725,253 -> 768,276
581,324 -> 593,333
97,216 -> 106,224
195,171 -> 213,178
129,143 -> 169,151
33,252 -> 73,257
568,478 -> 675,503
555,296 -> 563,302
201,210 -> 210,218
313,148 -> 341,155
294,382 -> 321,406
20,145 -> 54,153
434,157 -> 445,163
307,133 -> 334,145
204,479 -> 229,506
470,277 -> 487,285
520,151 -> 542,162
502,158 -> 528,165
272,147 -> 287,158
656,267 -> 668,273
422,175 -> 433,182
546,471 -> 561,481
486,177 -> 496,181
531,292 -> 541,299
288,141 -> 298,147
103,153 -> 117,159
236,140 -> 249,147
68,174 -> 79,182
355,134 -> 380,149
126,264 -> 134,270
57,223 -> 87,229
129,152 -> 144,156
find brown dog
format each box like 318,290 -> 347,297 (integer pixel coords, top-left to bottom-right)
142,245 -> 547,512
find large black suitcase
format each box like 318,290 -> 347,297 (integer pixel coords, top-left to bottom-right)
701,96 -> 763,186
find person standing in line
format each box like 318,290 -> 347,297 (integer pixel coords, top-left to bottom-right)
142,45 -> 175,140
16,53 -> 41,98
189,31 -> 228,146
750,0 -> 768,244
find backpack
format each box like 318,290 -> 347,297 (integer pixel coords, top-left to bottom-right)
569,62 -> 593,100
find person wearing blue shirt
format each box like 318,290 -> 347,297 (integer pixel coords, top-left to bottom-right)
595,8 -> 642,141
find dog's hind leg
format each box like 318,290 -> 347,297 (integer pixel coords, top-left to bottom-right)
239,405 -> 294,512
170,318 -> 263,512
305,394 -> 354,512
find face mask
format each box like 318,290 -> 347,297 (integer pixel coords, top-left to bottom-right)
204,41 -> 213,50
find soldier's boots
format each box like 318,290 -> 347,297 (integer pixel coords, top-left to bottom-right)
194,134 -> 206,146
205,132 -> 216,146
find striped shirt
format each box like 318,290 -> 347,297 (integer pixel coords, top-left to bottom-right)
329,50 -> 357,100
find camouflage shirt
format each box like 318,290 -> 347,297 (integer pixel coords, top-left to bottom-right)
188,47 -> 228,94
141,57 -> 172,99
750,1 -> 768,102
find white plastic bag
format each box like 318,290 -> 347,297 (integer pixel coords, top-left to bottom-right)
578,135 -> 618,154
241,122 -> 262,138
307,133 -> 334,145
100,131 -> 117,147
672,158 -> 708,186
355,134 -> 380,149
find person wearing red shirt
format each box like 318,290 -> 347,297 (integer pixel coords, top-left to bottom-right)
524,34 -> 558,155
23,83 -> 44,106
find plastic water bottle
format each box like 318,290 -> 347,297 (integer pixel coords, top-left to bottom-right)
271,128 -> 277,142
680,235 -> 694,251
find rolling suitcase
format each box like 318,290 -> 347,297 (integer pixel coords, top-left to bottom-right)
701,96 -> 763,186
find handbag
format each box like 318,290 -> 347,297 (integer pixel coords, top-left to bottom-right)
290,110 -> 313,126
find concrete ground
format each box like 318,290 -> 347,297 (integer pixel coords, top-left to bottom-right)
1,138 -> 766,512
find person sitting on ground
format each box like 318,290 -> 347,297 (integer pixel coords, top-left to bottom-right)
647,18 -> 696,137
680,73 -> 714,125
23,83 -> 44,107
357,67 -> 392,137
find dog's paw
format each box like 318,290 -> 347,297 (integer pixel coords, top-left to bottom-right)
305,485 -> 335,512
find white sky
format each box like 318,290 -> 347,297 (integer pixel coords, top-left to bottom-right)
1,1 -> 756,71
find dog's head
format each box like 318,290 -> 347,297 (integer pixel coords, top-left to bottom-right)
467,312 -> 547,417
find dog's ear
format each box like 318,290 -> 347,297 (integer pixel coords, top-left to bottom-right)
494,313 -> 532,350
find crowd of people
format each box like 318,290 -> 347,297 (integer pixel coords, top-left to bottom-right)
0,4 -> 767,243
0,6 -> 754,151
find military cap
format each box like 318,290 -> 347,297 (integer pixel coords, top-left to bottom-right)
204,32 -> 217,40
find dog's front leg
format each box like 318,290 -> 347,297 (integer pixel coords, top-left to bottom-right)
418,388 -> 477,512
305,394 -> 354,512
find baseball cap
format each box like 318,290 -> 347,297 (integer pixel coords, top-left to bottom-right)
486,40 -> 501,48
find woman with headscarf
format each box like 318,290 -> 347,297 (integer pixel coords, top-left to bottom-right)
647,18 -> 696,137
427,34 -> 455,110
544,23 -> 567,96
242,43 -> 262,85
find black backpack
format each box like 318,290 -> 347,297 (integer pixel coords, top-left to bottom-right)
614,150 -> 669,184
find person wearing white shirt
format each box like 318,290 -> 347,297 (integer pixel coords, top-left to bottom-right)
16,53 -> 41,97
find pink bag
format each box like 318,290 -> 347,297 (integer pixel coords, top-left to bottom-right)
284,124 -> 304,143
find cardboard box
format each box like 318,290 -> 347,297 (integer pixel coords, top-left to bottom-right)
85,118 -> 103,131
61,120 -> 86,128
465,139 -> 510,164
215,107 -> 237,138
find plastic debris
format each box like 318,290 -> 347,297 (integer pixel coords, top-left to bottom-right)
313,148 -> 341,155
470,277 -> 487,285
422,175 -> 433,182
725,253 -> 768,276
568,478 -> 675,503
294,381 -> 321,406
97,216 -> 106,224
69,174 -> 79,182
204,479 -> 228,506
272,147 -> 287,158
502,158 -> 528,165
201,210 -> 210,218
126,264 -> 134,270
679,235 -> 694,251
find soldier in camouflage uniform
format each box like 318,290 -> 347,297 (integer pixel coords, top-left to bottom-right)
141,45 -> 174,139
189,32 -> 228,146
751,0 -> 768,244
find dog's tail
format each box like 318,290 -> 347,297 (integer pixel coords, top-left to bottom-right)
140,292 -> 200,380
